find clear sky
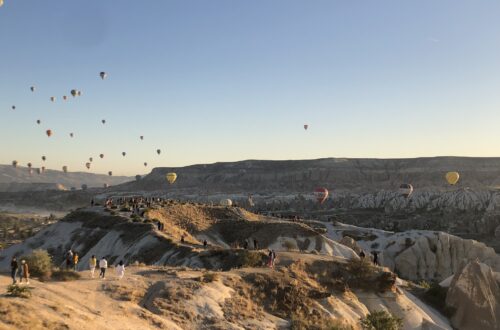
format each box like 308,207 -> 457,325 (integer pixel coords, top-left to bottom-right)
1,1 -> 500,176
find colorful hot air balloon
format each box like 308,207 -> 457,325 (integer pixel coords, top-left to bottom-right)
304,124 -> 309,130
85,162 -> 91,170
36,120 -> 41,125
12,160 -> 18,168
46,129 -> 52,137
122,152 -> 126,157
166,173 -> 177,184
445,172 -> 460,185
63,95 -> 67,101
62,166 -> 68,173
313,187 -> 329,204
144,162 -> 148,167
70,133 -> 74,138
99,154 -> 104,159
11,105 -> 15,110
27,162 -> 32,168
100,72 -> 107,80
30,86 -> 35,92
399,183 -> 413,198
156,149 -> 161,155
50,96 -> 56,102
108,171 -> 113,176
71,90 -> 77,97
101,119 -> 106,124
42,156 -> 46,161
89,157 -> 93,162
140,136 -> 144,140
77,91 -> 82,96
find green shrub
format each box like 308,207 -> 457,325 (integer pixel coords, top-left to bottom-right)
23,249 -> 52,280
7,285 -> 32,298
346,258 -> 376,280
51,269 -> 81,281
283,240 -> 298,251
418,280 -> 431,289
360,310 -> 403,330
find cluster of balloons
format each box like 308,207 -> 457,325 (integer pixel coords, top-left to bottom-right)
9,71 -> 169,183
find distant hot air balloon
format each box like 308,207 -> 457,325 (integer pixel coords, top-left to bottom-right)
81,184 -> 88,191
140,136 -> 144,140
304,124 -> 309,130
85,162 -> 91,170
313,187 -> 329,204
42,156 -> 46,161
50,96 -> 56,102
166,173 -> 177,184
71,89 -> 77,97
30,86 -> 35,92
77,91 -> 82,96
108,171 -> 113,176
220,199 -> 233,207
101,119 -> 106,124
445,172 -> 460,185
99,154 -> 104,159
70,133 -> 74,138
36,120 -> 41,125
89,157 -> 93,162
62,166 -> 68,173
46,129 -> 52,137
27,162 -> 32,168
122,152 -> 126,157
11,105 -> 15,110
63,95 -> 67,101
12,160 -> 18,168
135,175 -> 141,181
144,162 -> 148,167
100,72 -> 107,80
156,149 -> 161,155
399,183 -> 413,198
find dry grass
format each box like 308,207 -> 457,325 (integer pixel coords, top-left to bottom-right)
0,300 -> 69,330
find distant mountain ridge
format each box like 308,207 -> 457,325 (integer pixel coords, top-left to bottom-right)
0,165 -> 132,191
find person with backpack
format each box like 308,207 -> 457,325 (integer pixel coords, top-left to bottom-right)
10,257 -> 18,284
99,257 -> 108,279
89,255 -> 97,278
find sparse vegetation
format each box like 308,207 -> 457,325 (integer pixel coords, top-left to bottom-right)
420,283 -> 455,317
23,249 -> 53,280
360,310 -> 403,330
6,284 -> 32,298
51,269 -> 81,281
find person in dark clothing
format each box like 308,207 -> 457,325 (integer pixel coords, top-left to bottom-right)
372,251 -> 379,265
359,250 -> 366,259
157,222 -> 161,231
90,199 -> 95,207
253,239 -> 258,250
181,235 -> 185,243
10,257 -> 18,284
203,240 -> 208,248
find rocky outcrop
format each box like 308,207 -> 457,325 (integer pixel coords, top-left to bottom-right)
446,261 -> 500,330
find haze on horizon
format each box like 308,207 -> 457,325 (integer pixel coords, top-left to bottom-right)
1,1 -> 500,176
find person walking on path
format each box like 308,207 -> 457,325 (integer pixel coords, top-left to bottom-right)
66,249 -> 73,270
372,251 -> 379,265
89,255 -> 97,278
10,257 -> 18,284
73,252 -> 79,271
99,257 -> 108,279
115,261 -> 125,280
20,260 -> 29,284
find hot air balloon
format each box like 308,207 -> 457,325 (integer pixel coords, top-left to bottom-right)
99,154 -> 104,159
399,183 -> 413,198
101,119 -> 106,124
445,172 -> 460,185
70,133 -> 74,138
62,166 -> 68,173
81,184 -> 88,191
166,172 -> 177,184
313,187 -> 329,204
85,162 -> 91,170
122,152 -> 126,157
71,89 -> 77,97
144,162 -> 148,167
304,124 -> 309,130
11,105 -> 15,110
30,86 -> 35,92
77,91 -> 82,96
220,199 -> 233,207
140,136 -> 144,140
27,163 -> 32,168
36,120 -> 41,125
50,96 -> 56,102
63,95 -> 67,101
100,72 -> 107,80
108,171 -> 113,176
156,149 -> 161,155
12,160 -> 18,168
135,175 -> 141,181
89,157 -> 93,162
42,156 -> 46,161
46,129 -> 52,137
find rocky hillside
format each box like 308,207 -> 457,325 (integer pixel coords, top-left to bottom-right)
0,164 -> 133,192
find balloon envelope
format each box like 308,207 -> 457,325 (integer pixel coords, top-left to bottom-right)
156,149 -> 161,155
100,72 -> 107,80
62,166 -> 68,173
445,172 -> 460,185
304,124 -> 308,130
46,130 -> 52,137
85,162 -> 91,169
42,156 -> 46,161
108,171 -> 113,176
313,187 -> 329,204
399,183 -> 413,198
30,86 -> 35,92
99,154 -> 104,159
166,172 -> 177,184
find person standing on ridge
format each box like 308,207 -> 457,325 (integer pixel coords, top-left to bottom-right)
73,252 -> 79,271
372,251 -> 379,265
20,260 -> 29,284
99,257 -> 108,279
10,257 -> 18,284
115,261 -> 125,280
66,249 -> 73,270
89,255 -> 97,278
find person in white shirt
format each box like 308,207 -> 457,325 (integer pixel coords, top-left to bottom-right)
115,260 -> 125,280
99,257 -> 108,279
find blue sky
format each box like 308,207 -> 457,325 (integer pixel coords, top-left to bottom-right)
1,1 -> 500,175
